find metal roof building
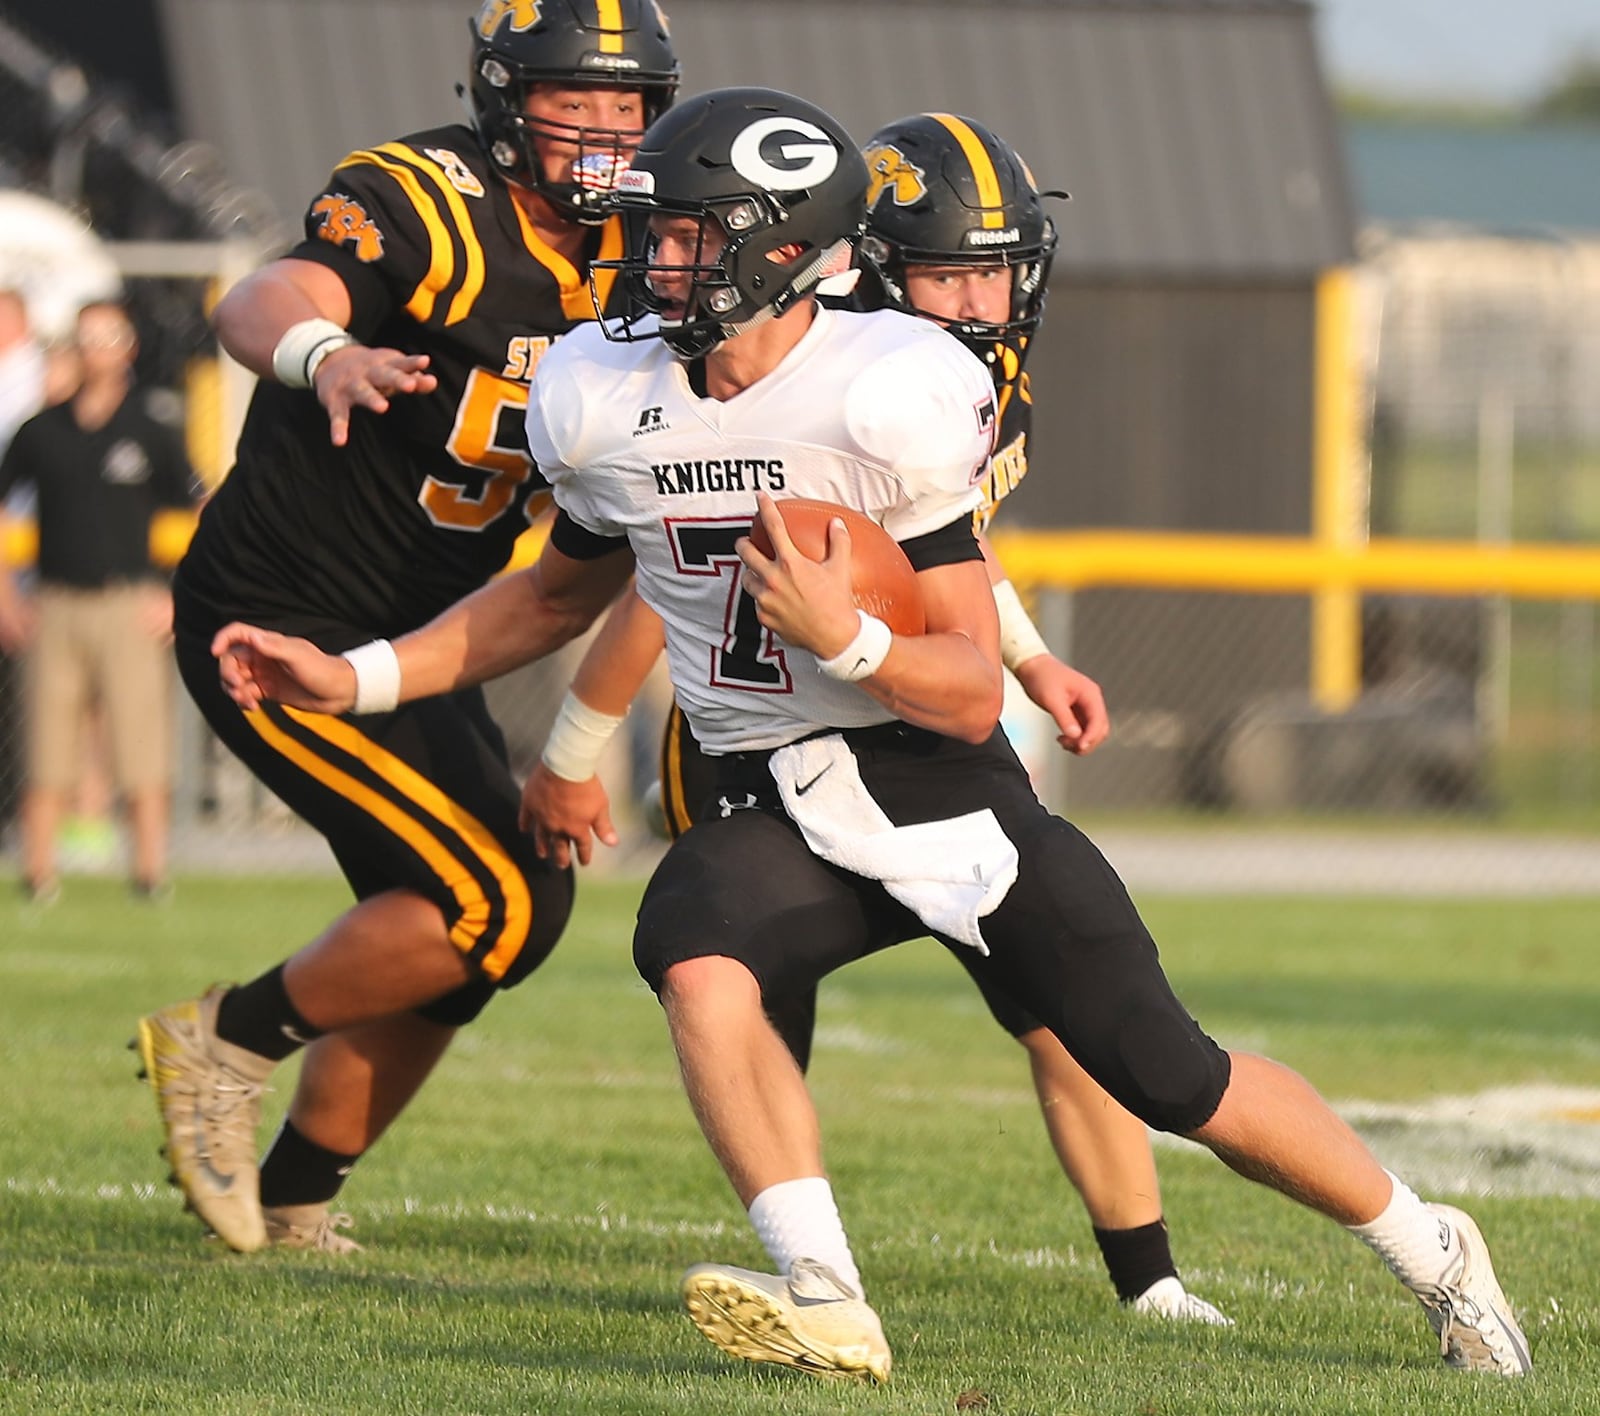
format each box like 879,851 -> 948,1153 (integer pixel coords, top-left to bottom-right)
156,0 -> 1356,534
154,0 -> 1359,809
161,0 -> 1355,280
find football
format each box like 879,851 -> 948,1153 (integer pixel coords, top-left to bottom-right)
747,497 -> 926,636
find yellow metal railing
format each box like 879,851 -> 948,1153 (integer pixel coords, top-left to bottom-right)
8,518 -> 1597,707
6,517 -> 1598,602
986,530 -> 1600,601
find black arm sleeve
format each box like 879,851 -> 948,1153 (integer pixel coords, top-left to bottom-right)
549,509 -> 631,561
900,515 -> 983,572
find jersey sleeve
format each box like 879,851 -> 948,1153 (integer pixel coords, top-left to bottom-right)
285,140 -> 474,340
845,333 -> 994,541
524,337 -> 629,539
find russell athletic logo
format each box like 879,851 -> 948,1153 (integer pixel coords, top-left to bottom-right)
633,406 -> 667,436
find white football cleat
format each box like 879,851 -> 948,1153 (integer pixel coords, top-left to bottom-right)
134,985 -> 272,1253
1409,1205 -> 1532,1376
681,1257 -> 892,1383
1131,1275 -> 1234,1326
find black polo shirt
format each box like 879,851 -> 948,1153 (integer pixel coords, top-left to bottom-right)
0,391 -> 198,588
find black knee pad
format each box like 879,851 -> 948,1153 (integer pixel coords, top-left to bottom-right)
1116,1002 -> 1232,1134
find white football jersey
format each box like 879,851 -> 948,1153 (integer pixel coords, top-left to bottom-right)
527,304 -> 995,753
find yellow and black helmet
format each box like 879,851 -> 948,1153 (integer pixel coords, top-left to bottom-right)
466,0 -> 680,222
859,113 -> 1063,347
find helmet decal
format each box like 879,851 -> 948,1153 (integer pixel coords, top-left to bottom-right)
863,144 -> 927,210
728,118 -> 840,193
476,0 -> 543,41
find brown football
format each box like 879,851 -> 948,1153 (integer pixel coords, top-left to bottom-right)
747,497 -> 926,637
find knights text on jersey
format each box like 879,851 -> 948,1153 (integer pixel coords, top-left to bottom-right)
528,306 -> 995,753
175,124 -> 626,647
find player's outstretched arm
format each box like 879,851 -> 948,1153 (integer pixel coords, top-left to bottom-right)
216,541 -> 635,716
977,530 -> 1110,755
741,493 -> 1003,743
518,584 -> 668,866
212,258 -> 437,447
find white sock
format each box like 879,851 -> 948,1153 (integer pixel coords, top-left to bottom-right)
747,1176 -> 863,1298
1346,1171 -> 1455,1288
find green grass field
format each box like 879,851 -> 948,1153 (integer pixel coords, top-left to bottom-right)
3,877 -> 1598,1414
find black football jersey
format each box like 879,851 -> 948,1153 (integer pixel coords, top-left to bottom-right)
972,338 -> 1031,534
174,124 -> 626,648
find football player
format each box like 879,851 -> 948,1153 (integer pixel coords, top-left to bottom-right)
520,113 -> 1225,1323
207,87 -> 1530,1385
134,0 -> 679,1255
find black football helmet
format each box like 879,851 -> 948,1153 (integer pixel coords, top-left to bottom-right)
594,87 -> 869,358
466,0 -> 680,223
857,113 -> 1063,354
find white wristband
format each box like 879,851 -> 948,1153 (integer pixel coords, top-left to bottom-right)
815,610 -> 893,682
993,579 -> 1050,671
271,318 -> 356,389
540,690 -> 627,782
340,639 -> 401,714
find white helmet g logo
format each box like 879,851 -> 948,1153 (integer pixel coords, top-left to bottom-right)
729,117 -> 840,192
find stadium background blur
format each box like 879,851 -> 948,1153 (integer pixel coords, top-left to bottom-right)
1,0 -> 1597,894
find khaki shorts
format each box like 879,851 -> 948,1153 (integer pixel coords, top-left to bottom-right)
26,584 -> 173,792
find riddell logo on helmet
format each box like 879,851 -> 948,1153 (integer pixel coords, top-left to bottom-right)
964,227 -> 1021,247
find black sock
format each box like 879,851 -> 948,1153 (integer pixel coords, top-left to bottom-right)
1094,1219 -> 1178,1303
214,964 -> 323,1061
259,1118 -> 362,1207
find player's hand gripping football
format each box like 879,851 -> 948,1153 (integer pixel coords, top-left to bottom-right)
519,761 -> 619,869
212,623 -> 358,715
737,492 -> 862,660
313,345 -> 438,448
1012,654 -> 1111,755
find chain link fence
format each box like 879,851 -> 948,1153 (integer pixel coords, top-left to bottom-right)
1,6 -> 1596,894
5,228 -> 1600,893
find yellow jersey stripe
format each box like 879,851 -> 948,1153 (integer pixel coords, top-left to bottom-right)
372,142 -> 488,326
337,150 -> 455,322
281,707 -> 533,980
928,113 -> 1006,229
512,203 -> 623,321
661,704 -> 694,838
244,707 -> 532,979
596,0 -> 624,53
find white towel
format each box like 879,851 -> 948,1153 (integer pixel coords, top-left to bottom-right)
769,734 -> 1018,953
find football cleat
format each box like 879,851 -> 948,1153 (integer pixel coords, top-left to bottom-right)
1131,1276 -> 1235,1326
1410,1205 -> 1532,1376
264,1204 -> 363,1255
134,985 -> 273,1253
682,1258 -> 891,1383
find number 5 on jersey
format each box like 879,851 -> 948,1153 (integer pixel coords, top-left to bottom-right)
423,367 -> 535,531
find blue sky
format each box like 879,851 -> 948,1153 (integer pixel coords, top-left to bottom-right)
1314,0 -> 1600,100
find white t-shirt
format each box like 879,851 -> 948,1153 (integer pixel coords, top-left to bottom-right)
527,304 -> 995,753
